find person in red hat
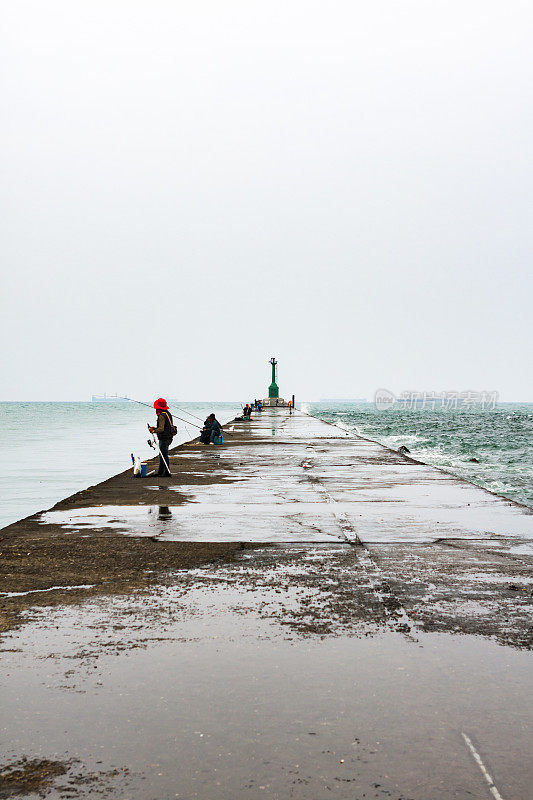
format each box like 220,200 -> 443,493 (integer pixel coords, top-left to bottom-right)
148,398 -> 175,476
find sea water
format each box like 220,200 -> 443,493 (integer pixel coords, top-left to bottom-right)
0,401 -> 242,529
0,401 -> 531,530
303,401 -> 533,508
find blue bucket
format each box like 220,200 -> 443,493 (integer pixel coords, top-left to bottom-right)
213,435 -> 223,445
140,463 -> 148,477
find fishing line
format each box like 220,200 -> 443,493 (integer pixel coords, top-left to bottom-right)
173,405 -> 209,425
121,397 -> 203,430
123,396 -> 235,436
173,404 -> 236,435
182,420 -> 196,438
172,402 -> 239,432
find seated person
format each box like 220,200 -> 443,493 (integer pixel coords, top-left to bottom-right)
207,413 -> 222,443
200,416 -> 212,444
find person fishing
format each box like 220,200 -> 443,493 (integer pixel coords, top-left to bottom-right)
148,398 -> 175,476
200,415 -> 212,445
207,413 -> 222,443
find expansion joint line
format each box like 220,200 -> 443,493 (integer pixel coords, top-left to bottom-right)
461,732 -> 505,800
305,472 -> 418,638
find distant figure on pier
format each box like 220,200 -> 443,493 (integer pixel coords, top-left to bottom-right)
243,404 -> 252,420
288,400 -> 292,414
257,400 -> 262,412
148,398 -> 175,476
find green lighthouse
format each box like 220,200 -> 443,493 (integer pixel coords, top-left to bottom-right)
263,357 -> 286,407
268,357 -> 279,399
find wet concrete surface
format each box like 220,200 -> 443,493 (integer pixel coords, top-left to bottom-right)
1,569 -> 532,799
34,411 -> 533,547
1,409 -> 532,798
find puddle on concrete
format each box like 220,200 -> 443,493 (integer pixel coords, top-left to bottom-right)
38,498 -> 533,546
33,410 -> 532,551
39,504 -> 346,542
1,579 -> 532,800
0,584 -> 95,598
510,542 -> 533,556
464,572 -> 531,585
10,410 -> 532,796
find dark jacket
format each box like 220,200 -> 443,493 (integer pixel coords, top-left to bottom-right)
210,418 -> 221,436
154,411 -> 174,442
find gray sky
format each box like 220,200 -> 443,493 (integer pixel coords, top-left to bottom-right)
1,1 -> 532,401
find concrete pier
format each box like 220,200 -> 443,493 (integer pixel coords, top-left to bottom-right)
1,409 -> 532,799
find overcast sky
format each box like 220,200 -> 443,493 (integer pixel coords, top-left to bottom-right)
1,1 -> 532,401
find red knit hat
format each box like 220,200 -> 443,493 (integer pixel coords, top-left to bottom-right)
154,397 -> 169,411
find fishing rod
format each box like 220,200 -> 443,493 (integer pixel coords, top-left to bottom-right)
123,396 -> 235,435
172,405 -> 209,425
176,405 -> 237,435
122,397 -> 203,430
140,398 -> 207,425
